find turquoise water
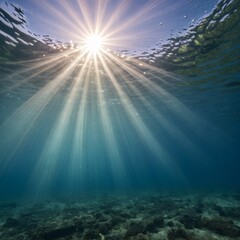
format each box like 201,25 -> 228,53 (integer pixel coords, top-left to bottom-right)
0,0 -> 240,201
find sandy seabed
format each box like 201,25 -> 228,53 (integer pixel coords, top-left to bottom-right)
0,191 -> 240,240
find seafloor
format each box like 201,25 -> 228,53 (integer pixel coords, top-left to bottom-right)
0,191 -> 240,240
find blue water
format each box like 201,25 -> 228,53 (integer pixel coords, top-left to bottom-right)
0,0 -> 240,201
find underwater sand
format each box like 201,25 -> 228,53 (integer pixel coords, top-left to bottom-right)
1,191 -> 240,240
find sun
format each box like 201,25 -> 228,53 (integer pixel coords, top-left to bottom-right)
84,34 -> 104,55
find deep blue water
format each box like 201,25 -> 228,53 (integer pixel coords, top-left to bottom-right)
0,0 -> 240,201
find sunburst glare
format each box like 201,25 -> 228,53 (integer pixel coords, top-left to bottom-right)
84,33 -> 104,55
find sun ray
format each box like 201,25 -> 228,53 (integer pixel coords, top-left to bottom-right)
102,54 -> 207,168
68,70 -> 89,190
1,59 -> 65,95
95,0 -> 108,34
103,51 -> 211,157
0,48 -> 80,95
34,0 -> 186,53
0,52 -> 84,176
0,0 -> 219,196
93,55 -> 127,186
30,52 -> 92,195
98,54 -> 181,176
67,54 -> 95,191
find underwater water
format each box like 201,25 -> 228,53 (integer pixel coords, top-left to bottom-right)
0,0 -> 240,239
